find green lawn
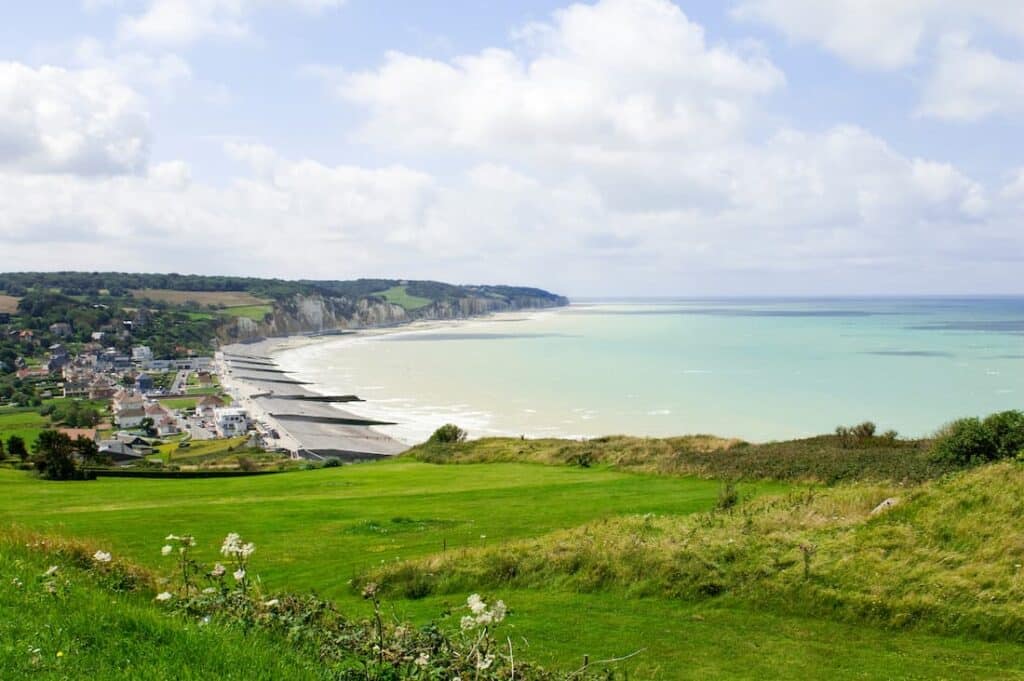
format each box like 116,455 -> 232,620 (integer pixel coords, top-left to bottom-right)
378,285 -> 433,311
158,397 -> 198,411
217,304 -> 273,321
1,461 -> 1023,678
0,411 -> 49,450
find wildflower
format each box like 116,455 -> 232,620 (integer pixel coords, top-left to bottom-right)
361,582 -> 379,599
240,542 -> 255,558
492,600 -> 507,623
476,654 -> 494,671
44,565 -> 59,577
202,587 -> 217,594
415,652 -> 429,667
166,534 -> 179,541
92,550 -> 112,563
263,598 -> 279,608
57,651 -> 64,658
467,593 -> 487,615
161,545 -> 173,556
460,616 -> 476,631
11,577 -> 23,588
211,563 -> 226,577
155,591 -> 173,602
220,532 -> 241,556
233,569 -> 246,582
44,581 -> 57,594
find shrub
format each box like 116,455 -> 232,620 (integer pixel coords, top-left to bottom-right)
932,411 -> 1024,466
428,424 -> 467,445
716,480 -> 740,510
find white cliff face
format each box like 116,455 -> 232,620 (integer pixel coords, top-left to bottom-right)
221,292 -> 565,341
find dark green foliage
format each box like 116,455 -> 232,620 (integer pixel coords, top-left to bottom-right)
834,421 -> 881,448
428,423 -> 468,444
31,430 -> 79,480
932,410 -> 1024,465
42,399 -> 101,427
6,435 -> 27,461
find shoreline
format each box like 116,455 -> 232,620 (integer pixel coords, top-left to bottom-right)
219,310 -> 556,457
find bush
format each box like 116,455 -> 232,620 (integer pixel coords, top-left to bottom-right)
932,410 -> 1024,466
428,424 -> 467,445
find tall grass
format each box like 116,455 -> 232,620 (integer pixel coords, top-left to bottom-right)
364,461 -> 1024,642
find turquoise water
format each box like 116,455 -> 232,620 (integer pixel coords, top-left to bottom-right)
277,298 -> 1024,443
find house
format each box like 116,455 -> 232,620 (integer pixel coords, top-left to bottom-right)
16,366 -> 48,380
46,354 -> 71,373
49,322 -> 72,338
90,331 -> 105,342
97,440 -> 143,465
59,428 -> 98,442
89,378 -> 118,400
62,378 -> 90,398
214,407 -> 249,437
132,345 -> 153,363
113,391 -> 146,429
196,394 -> 226,418
156,415 -> 179,437
135,373 -> 155,393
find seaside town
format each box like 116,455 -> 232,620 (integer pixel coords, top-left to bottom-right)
0,299 -> 327,471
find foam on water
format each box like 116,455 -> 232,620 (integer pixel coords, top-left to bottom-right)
276,298 -> 1024,444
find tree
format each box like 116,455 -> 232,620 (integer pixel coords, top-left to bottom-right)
72,436 -> 102,466
31,430 -> 78,480
7,435 -> 27,461
428,424 -> 467,444
140,417 -> 156,437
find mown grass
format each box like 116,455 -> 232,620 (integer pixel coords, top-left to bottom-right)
158,397 -> 198,411
408,432 -> 959,483
378,285 -> 433,311
0,536 -> 327,680
0,411 -> 49,450
217,304 -> 273,321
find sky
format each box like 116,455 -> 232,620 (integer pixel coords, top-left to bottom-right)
2,0 -> 1023,297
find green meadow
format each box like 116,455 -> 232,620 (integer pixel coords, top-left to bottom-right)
3,457 -> 1024,678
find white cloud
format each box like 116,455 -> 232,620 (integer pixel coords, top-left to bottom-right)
0,62 -> 150,175
339,0 -> 783,155
119,0 -> 345,45
918,34 -> 1024,121
732,0 -> 1024,70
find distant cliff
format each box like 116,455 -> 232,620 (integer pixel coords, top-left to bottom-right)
223,288 -> 568,340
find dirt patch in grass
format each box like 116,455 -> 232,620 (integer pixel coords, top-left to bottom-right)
0,295 -> 19,313
129,289 -> 270,307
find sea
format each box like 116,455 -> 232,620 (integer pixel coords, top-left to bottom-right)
275,298 -> 1024,444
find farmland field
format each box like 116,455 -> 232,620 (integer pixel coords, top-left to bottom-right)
216,304 -> 273,321
0,295 -> 18,314
0,411 -> 49,450
2,460 -> 1023,678
129,289 -> 270,308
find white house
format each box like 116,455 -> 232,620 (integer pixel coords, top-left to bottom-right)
214,407 -> 250,437
132,346 -> 153,363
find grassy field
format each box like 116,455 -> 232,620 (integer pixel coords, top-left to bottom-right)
129,289 -> 270,308
158,397 -> 198,411
217,304 -> 273,321
2,458 -> 1024,678
0,294 -> 18,314
0,536 -> 327,680
379,285 -> 433,311
0,411 -> 49,450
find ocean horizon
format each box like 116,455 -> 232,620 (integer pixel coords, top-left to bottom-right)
275,296 -> 1024,444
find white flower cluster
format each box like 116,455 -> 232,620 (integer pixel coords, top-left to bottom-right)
155,591 -> 173,602
92,550 -> 111,563
459,594 -> 507,630
220,533 -> 255,559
